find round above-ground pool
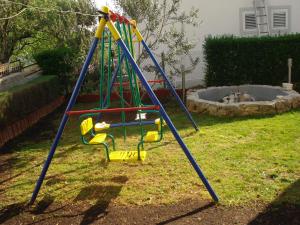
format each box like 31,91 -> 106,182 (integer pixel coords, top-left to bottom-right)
187,85 -> 300,117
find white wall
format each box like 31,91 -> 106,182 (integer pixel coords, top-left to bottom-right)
169,0 -> 300,88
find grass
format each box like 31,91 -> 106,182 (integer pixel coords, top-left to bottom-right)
1,102 -> 300,208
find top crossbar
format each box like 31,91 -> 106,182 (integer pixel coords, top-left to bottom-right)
109,11 -> 134,26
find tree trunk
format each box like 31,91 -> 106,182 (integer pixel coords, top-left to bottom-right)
0,50 -> 12,64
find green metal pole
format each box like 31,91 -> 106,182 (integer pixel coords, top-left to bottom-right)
106,34 -> 112,107
99,30 -> 106,109
116,36 -> 127,140
123,22 -> 141,105
127,24 -> 135,58
116,21 -> 138,106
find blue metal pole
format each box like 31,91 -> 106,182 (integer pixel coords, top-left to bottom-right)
141,40 -> 199,131
110,120 -> 155,128
29,38 -> 99,205
117,39 -> 219,202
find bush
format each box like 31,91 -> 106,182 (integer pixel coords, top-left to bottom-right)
34,47 -> 76,93
0,76 -> 60,127
204,34 -> 300,89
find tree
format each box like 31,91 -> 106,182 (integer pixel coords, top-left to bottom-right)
34,47 -> 76,93
0,0 -> 97,64
0,0 -> 32,63
116,0 -> 200,78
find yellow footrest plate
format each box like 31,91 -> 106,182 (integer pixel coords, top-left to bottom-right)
109,151 -> 147,162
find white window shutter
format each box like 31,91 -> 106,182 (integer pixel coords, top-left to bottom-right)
273,12 -> 287,28
245,13 -> 257,30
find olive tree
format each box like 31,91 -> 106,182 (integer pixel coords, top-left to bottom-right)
116,0 -> 200,77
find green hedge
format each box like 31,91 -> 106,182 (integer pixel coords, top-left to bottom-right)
34,47 -> 75,75
204,34 -> 300,89
34,47 -> 77,93
0,76 -> 60,127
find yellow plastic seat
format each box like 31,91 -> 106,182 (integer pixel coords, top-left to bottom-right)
144,131 -> 159,142
89,133 -> 107,144
80,117 -> 93,135
109,151 -> 147,162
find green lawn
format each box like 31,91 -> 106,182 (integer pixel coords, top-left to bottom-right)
1,102 -> 300,208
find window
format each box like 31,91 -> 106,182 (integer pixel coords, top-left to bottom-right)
271,9 -> 288,29
269,6 -> 291,34
240,8 -> 258,35
273,11 -> 287,28
245,13 -> 257,30
240,5 -> 291,36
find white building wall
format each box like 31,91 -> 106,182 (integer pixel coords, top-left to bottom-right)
169,0 -> 300,88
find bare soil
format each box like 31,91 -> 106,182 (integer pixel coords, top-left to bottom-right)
0,197 -> 299,225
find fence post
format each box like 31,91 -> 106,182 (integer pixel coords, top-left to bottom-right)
161,52 -> 166,88
288,58 -> 292,83
181,65 -> 186,104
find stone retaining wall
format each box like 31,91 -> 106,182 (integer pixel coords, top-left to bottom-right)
187,85 -> 300,117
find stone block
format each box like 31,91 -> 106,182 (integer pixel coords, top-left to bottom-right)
275,100 -> 291,113
291,96 -> 300,108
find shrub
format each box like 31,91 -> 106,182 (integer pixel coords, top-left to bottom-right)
204,34 -> 300,90
0,76 -> 60,128
34,47 -> 77,93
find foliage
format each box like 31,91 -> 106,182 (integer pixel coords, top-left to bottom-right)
80,70 -> 100,94
34,47 -> 76,93
0,76 -> 60,128
204,34 -> 300,89
116,0 -> 200,78
34,47 -> 75,75
1,102 -> 300,207
0,0 -> 97,64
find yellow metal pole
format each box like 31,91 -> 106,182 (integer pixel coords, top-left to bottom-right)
106,20 -> 122,41
130,20 -> 143,42
95,6 -> 109,39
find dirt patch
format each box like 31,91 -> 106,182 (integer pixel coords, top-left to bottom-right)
0,199 -> 299,225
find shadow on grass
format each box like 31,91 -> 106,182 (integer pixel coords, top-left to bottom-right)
76,183 -> 126,225
0,175 -> 128,224
31,194 -> 55,215
0,202 -> 27,224
248,179 -> 300,225
0,163 -> 41,186
71,175 -> 128,225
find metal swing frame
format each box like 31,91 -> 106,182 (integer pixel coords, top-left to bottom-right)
29,6 -> 218,205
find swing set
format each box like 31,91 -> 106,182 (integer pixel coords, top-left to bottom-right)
29,6 -> 219,205
72,16 -> 167,162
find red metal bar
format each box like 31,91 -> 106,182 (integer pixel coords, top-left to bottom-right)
66,105 -> 160,116
113,79 -> 165,86
110,12 -> 117,22
108,10 -> 133,25
147,79 -> 165,84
